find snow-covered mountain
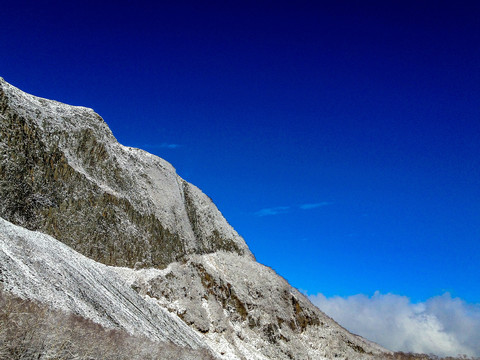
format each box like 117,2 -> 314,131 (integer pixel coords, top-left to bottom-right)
0,77 -> 250,269
0,77 -> 390,359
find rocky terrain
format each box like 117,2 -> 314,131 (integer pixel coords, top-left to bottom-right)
0,77 -> 391,359
0,77 -> 250,269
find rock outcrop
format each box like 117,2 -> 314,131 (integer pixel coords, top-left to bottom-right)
0,77 -> 251,269
116,252 -> 387,359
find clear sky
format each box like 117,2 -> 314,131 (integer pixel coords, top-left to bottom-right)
2,0 -> 479,333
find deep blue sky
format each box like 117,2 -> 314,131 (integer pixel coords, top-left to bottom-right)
2,1 -> 479,303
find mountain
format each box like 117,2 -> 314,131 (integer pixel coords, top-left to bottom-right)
0,77 -> 389,359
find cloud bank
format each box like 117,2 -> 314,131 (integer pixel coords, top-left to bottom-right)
309,292 -> 480,357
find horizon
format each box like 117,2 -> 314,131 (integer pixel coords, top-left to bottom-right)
1,1 -> 479,356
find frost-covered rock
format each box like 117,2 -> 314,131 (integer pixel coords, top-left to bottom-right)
115,252 -> 389,360
0,216 -> 213,354
0,77 -> 391,359
0,77 -> 251,269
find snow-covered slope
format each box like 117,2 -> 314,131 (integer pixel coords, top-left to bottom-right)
0,77 -> 391,359
0,212 -> 388,359
0,216 -> 212,353
115,253 -> 389,359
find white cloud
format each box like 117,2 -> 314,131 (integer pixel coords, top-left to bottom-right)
254,206 -> 290,217
309,292 -> 480,358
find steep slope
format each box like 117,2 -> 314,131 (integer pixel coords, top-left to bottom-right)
0,77 -> 390,359
0,77 -> 251,269
0,290 -> 215,360
0,216 -> 213,354
115,253 -> 388,359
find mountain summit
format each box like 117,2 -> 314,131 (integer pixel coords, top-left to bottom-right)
0,78 -> 389,359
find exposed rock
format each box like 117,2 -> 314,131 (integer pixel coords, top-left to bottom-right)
0,77 -> 251,269
116,252 -> 388,359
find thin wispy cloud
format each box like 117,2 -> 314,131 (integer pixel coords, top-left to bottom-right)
309,292 -> 480,358
160,143 -> 182,149
254,206 -> 290,217
141,143 -> 182,149
254,201 -> 331,217
299,202 -> 331,210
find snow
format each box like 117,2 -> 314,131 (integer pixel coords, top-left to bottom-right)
0,77 -> 252,259
0,217 -> 211,352
114,252 -> 390,360
0,77 -> 393,359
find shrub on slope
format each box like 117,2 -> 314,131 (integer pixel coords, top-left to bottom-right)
0,289 -> 215,360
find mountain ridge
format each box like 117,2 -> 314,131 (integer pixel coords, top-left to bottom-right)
0,77 -> 390,359
0,77 -> 251,269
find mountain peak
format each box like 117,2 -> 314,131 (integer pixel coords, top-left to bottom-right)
0,77 -> 252,269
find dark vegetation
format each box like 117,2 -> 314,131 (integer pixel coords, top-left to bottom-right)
0,289 -> 215,360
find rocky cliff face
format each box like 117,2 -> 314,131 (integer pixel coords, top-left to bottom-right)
0,78 -> 390,359
0,77 -> 251,269
116,253 -> 387,359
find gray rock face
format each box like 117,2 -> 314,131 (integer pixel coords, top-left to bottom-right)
0,77 -> 391,359
0,77 -> 251,269
115,253 -> 388,359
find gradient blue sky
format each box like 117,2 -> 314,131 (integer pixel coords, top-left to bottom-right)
2,1 -> 479,305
